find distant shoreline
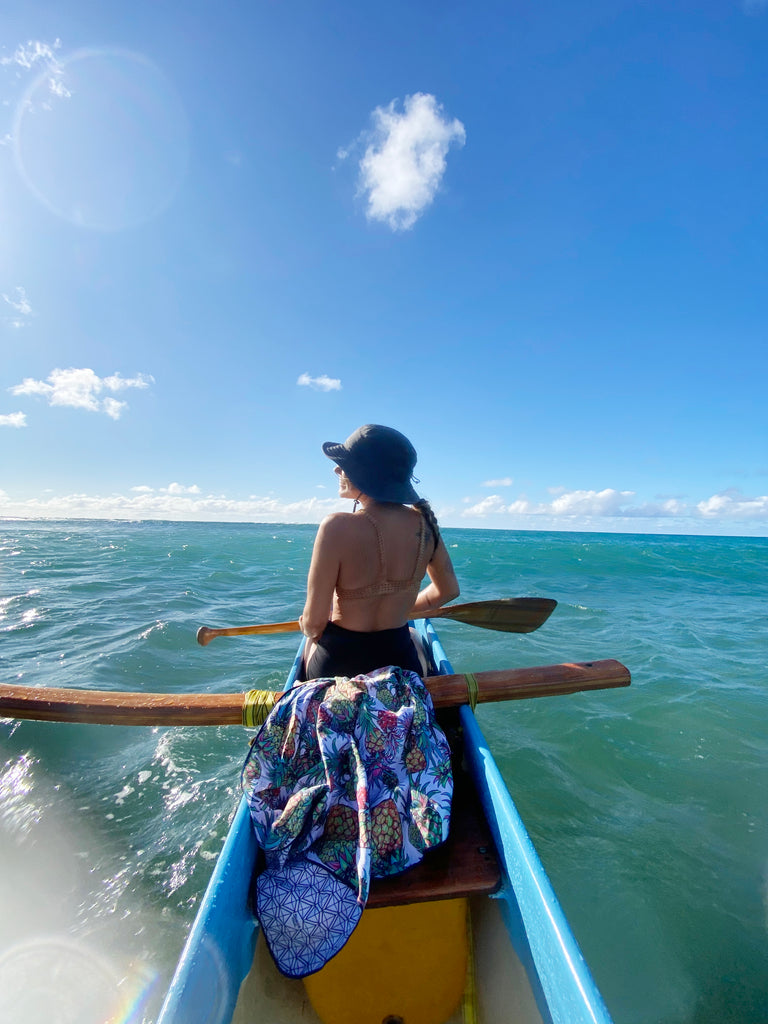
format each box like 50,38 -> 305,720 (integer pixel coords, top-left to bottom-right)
2,515 -> 766,542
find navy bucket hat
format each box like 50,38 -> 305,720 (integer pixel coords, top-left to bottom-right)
322,424 -> 421,504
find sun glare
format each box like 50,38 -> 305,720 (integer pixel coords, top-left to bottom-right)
12,48 -> 189,231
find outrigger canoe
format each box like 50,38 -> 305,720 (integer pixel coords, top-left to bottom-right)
155,619 -> 626,1024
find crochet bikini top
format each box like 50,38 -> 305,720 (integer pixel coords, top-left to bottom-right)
336,509 -> 430,601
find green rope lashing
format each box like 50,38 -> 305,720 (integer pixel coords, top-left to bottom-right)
242,689 -> 278,728
464,672 -> 479,712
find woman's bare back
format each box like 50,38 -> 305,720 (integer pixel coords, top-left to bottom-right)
331,504 -> 433,630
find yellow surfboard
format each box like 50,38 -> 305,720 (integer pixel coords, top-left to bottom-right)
304,898 -> 468,1024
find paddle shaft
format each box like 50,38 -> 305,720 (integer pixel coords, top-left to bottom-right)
196,597 -> 557,646
0,659 -> 629,727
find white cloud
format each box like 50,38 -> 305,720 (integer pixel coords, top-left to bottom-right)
297,372 -> 342,392
129,482 -> 201,495
2,286 -> 33,328
0,412 -> 26,428
1,39 -> 62,70
0,40 -> 68,105
0,490 -> 349,525
697,490 -> 768,519
463,494 -> 535,517
10,368 -> 153,418
463,488 -> 640,519
355,93 -> 465,231
3,287 -> 32,316
463,495 -> 509,516
102,397 -> 128,420
550,488 -> 636,516
482,477 -> 513,488
48,76 -> 71,99
163,483 -> 201,495
0,482 -> 766,534
101,373 -> 152,392
459,485 -> 768,530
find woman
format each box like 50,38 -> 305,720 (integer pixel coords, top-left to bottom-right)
298,424 -> 460,680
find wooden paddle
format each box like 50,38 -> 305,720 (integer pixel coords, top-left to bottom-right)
0,658 -> 629,726
196,597 -> 557,646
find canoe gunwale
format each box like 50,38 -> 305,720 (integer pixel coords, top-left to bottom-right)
418,618 -> 614,1024
158,624 -> 616,1024
156,641 -> 306,1024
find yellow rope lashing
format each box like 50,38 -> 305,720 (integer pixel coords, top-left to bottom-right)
464,673 -> 479,712
242,689 -> 278,728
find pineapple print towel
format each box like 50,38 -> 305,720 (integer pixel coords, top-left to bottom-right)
241,665 -> 453,978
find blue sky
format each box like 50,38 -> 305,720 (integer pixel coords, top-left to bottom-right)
1,0 -> 766,535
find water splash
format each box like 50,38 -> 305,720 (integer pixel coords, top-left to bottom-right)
0,753 -> 43,835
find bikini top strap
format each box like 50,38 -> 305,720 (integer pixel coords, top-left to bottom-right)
336,508 -> 427,600
412,511 -> 428,582
359,508 -> 387,581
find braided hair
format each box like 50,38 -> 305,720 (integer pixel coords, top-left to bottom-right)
413,498 -> 441,555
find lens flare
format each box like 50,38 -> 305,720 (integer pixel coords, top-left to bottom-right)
13,47 -> 189,231
0,937 -> 158,1024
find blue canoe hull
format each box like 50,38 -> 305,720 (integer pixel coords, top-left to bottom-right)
158,620 -> 614,1024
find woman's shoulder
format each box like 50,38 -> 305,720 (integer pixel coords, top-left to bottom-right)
315,512 -> 373,560
318,511 -> 366,538
319,505 -> 419,536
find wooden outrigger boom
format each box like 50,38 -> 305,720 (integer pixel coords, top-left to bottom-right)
0,659 -> 628,726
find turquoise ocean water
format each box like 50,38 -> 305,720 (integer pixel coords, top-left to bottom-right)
1,519 -> 766,1024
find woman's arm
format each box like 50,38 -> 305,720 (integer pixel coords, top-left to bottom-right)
299,516 -> 343,640
410,538 -> 460,614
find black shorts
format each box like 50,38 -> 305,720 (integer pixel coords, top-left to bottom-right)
298,620 -> 423,681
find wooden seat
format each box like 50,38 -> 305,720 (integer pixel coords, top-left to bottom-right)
367,763 -> 502,909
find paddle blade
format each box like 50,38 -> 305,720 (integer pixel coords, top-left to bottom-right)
435,597 -> 557,633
